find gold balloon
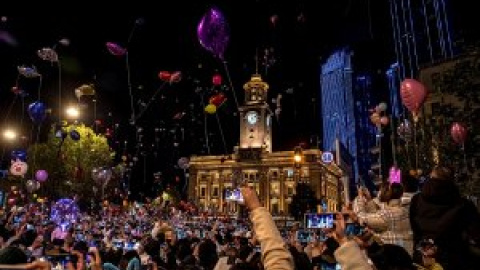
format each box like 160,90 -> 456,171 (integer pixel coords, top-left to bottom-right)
370,113 -> 381,125
75,84 -> 96,100
204,104 -> 217,114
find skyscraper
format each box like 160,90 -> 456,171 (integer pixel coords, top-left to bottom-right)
321,48 -> 378,193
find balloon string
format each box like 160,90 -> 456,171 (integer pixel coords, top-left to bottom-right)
31,124 -> 42,180
37,75 -> 43,100
414,119 -> 418,170
216,113 -> 228,154
134,82 -> 168,123
222,61 -> 239,112
462,144 -> 471,193
390,114 -> 397,166
57,61 -> 61,121
200,95 -> 211,155
2,95 -> 18,125
126,51 -> 136,123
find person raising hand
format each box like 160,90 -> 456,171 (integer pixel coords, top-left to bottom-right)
239,185 -> 294,270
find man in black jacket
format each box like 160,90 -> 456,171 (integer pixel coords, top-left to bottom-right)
409,167 -> 480,270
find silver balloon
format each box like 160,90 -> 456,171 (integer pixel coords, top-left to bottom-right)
178,157 -> 190,170
97,167 -> 113,186
25,179 -> 39,193
397,119 -> 412,141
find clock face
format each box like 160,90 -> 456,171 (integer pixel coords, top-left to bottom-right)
246,111 -> 258,125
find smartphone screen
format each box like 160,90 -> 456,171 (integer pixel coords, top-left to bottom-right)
225,189 -> 244,203
305,213 -> 334,229
345,223 -> 366,237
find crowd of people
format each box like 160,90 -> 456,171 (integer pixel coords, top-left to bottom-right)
0,166 -> 479,270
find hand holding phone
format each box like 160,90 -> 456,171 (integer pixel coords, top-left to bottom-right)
239,186 -> 261,211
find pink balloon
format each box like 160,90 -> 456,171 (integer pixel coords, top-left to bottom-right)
35,170 -> 48,182
451,122 -> 467,145
380,116 -> 390,126
400,78 -> 428,115
106,42 -> 126,56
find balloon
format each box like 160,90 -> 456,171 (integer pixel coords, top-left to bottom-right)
35,170 -> 48,182
397,119 -> 412,141
400,78 -> 428,116
380,116 -> 389,126
74,84 -> 96,100
56,129 -> 68,139
212,74 -> 222,86
11,149 -> 27,162
17,65 -> 40,78
26,179 -> 40,193
370,112 -> 381,125
178,157 -> 190,170
209,93 -> 227,107
451,122 -> 467,145
70,130 -> 80,141
28,101 -> 47,124
37,47 -> 58,62
59,38 -> 70,46
7,198 -> 16,206
10,160 -> 28,176
270,14 -> 279,26
197,6 -> 230,60
96,167 -> 113,186
377,102 -> 388,112
204,104 -> 217,114
169,71 -> 182,83
158,71 -> 171,82
106,42 -> 126,56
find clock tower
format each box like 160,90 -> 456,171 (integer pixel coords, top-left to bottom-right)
239,74 -> 272,152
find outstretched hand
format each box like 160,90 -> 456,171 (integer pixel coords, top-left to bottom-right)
332,213 -> 347,245
239,186 -> 262,211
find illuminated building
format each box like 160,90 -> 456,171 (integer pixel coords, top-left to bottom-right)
188,74 -> 344,215
320,48 -> 378,197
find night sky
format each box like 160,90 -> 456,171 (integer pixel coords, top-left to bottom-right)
0,1 -> 477,197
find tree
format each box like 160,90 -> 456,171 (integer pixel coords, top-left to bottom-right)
27,124 -> 115,199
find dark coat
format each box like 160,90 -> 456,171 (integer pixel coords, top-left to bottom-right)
409,183 -> 480,270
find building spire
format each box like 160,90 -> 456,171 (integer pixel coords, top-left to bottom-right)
255,48 -> 259,75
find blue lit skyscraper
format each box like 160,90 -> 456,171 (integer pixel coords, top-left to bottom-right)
321,48 -> 377,189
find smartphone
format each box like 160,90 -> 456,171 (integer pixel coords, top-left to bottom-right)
225,189 -> 244,203
296,230 -> 311,242
305,213 -> 334,229
345,223 -> 366,237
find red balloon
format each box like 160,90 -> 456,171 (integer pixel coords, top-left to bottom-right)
400,78 -> 428,115
451,122 -> 467,145
209,93 -> 227,107
158,71 -> 171,82
212,74 -> 222,86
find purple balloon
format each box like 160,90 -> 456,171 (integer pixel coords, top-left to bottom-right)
106,42 -> 126,56
35,169 -> 48,182
197,7 -> 230,60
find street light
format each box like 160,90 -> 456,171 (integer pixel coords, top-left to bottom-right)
293,146 -> 303,166
3,129 -> 17,141
65,106 -> 80,119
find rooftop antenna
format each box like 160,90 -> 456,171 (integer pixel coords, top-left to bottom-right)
255,47 -> 259,75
